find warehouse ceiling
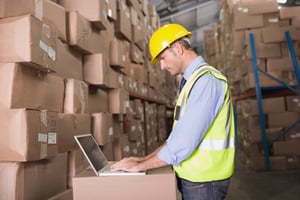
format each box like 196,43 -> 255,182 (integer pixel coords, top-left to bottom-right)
147,0 -> 300,55
148,0 -> 220,55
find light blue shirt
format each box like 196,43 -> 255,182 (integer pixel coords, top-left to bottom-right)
157,56 -> 227,166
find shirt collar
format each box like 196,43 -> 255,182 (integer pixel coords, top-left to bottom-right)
182,56 -> 208,81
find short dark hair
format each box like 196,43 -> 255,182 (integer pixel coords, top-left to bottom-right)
173,37 -> 193,50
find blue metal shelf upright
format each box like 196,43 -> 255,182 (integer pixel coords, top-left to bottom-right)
249,31 -> 300,171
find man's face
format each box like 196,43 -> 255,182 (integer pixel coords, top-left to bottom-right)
157,43 -> 182,76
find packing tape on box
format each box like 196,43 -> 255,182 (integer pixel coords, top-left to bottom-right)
39,40 -> 56,61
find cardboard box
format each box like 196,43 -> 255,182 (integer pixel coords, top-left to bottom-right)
263,12 -> 289,27
48,189 -> 73,200
108,88 -> 130,114
273,141 -> 300,155
113,134 -> 131,160
241,72 -> 282,91
233,10 -> 264,30
127,0 -> 140,12
241,0 -> 278,15
0,63 -> 64,112
287,156 -> 300,169
243,58 -> 266,75
285,123 -> 300,141
67,149 -> 89,188
266,56 -> 299,72
292,17 -> 300,27
248,156 -> 288,171
88,86 -> 109,113
55,39 -> 83,80
281,41 -> 300,58
247,128 -> 284,144
279,6 -> 300,19
268,112 -> 300,128
83,53 -> 109,86
286,95 -> 300,112
130,140 -> 145,157
142,0 -> 149,16
136,23 -> 147,52
246,42 -> 281,59
244,97 -> 285,115
128,118 -> 143,142
66,11 -> 103,54
59,0 -> 108,30
108,67 -> 125,89
57,113 -> 91,153
109,38 -> 127,69
232,30 -> 245,55
0,108 -> 58,161
262,26 -> 300,43
63,79 -> 88,114
102,141 -> 115,161
130,43 -> 143,64
0,153 -> 68,200
92,113 -> 114,145
72,166 -> 178,200
0,15 -> 57,72
0,0 -> 66,41
107,0 -> 117,21
115,1 -> 132,41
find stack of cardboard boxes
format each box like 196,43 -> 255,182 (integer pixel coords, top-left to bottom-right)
204,0 -> 300,171
0,0 -> 178,199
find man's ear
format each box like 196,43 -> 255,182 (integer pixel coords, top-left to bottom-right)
173,42 -> 184,56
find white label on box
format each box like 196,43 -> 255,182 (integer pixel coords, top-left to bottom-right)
293,98 -> 300,103
40,41 -> 48,54
109,127 -> 113,136
40,40 -> 56,61
40,110 -> 48,127
108,9 -> 112,17
48,132 -> 57,144
38,133 -> 48,143
290,132 -> 300,139
268,18 -> 279,23
43,24 -> 51,38
35,0 -> 43,20
131,126 -> 136,132
132,148 -> 137,154
124,100 -> 130,108
48,47 -> 56,61
102,10 -> 107,20
123,145 -> 130,152
118,75 -> 124,86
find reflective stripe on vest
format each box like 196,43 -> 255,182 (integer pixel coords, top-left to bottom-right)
173,66 -> 235,182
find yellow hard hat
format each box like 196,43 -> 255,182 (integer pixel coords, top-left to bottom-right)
149,23 -> 192,64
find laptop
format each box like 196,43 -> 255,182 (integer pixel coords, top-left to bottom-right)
74,134 -> 146,176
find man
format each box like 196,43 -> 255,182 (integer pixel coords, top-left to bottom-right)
111,23 -> 235,200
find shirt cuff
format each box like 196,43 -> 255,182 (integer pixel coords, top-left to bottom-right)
157,145 -> 180,166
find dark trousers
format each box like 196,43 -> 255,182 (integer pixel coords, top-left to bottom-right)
177,177 -> 230,200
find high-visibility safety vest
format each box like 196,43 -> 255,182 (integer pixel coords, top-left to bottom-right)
173,66 -> 235,182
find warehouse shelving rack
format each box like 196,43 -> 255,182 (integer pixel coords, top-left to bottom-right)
234,31 -> 300,171
129,92 -> 171,154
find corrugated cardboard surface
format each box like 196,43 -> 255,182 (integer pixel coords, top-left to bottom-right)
73,166 -> 178,200
0,108 -> 58,161
0,153 -> 67,200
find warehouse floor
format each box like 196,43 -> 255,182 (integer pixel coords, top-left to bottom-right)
226,156 -> 300,200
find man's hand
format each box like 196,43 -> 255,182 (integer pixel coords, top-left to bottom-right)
111,157 -> 143,172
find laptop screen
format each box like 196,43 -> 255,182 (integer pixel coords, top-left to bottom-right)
76,134 -> 108,172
